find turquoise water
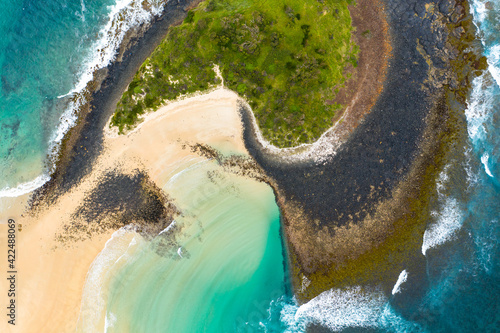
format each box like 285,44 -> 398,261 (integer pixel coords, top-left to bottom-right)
0,0 -> 165,196
0,0 -> 107,192
78,160 -> 291,332
1,0 -> 499,331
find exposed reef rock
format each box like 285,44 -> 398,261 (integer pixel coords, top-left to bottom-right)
30,0 -> 203,209
237,0 -> 391,164
55,169 -> 180,244
26,0 -> 486,323
242,0 -> 486,305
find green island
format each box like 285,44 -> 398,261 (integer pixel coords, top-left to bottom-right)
110,0 -> 358,147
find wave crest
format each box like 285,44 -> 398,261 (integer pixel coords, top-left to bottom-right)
0,174 -> 50,198
3,0 -> 166,199
295,287 -> 387,331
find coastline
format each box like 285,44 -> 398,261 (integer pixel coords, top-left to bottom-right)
0,1 -> 261,330
29,0 -> 203,209
237,0 -> 391,164
0,88 -> 249,332
25,0 -> 391,211
17,0 -> 395,316
241,0 -> 486,304
1,0 -> 488,331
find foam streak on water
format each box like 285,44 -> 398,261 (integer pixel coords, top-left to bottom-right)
421,167 -> 464,255
422,197 -> 463,255
391,270 -> 408,295
481,153 -> 494,177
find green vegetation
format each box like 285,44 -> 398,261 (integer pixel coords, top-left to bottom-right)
111,0 -> 358,147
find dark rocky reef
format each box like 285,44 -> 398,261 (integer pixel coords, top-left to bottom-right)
241,0 -> 486,306
73,170 -> 179,232
25,0 -> 486,326
55,169 -> 180,243
30,0 -> 203,209
28,0 -> 204,244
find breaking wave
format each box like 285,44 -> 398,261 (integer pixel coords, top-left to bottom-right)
0,0 -> 166,199
392,270 -> 408,295
0,174 -> 51,198
295,287 -> 387,331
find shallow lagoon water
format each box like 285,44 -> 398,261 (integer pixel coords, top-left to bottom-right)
79,158 -> 289,332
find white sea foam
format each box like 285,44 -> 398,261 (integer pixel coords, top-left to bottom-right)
470,0 -> 500,88
474,218 -> 498,273
81,0 -> 86,16
294,286 -> 387,331
276,287 -> 388,331
50,0 -> 166,142
76,228 -> 141,332
104,312 -> 117,332
421,165 -> 466,255
463,17 -> 499,182
279,300 -> 304,333
463,17 -> 498,183
468,0 -> 500,155
465,74 -> 495,143
435,164 -> 450,193
392,270 -> 408,295
158,219 -> 177,235
279,287 -> 425,332
486,44 -> 500,87
45,0 -> 166,181
470,0 -> 488,29
75,0 -> 87,22
481,153 -> 494,177
58,0 -> 165,99
238,96 -> 346,164
3,0 -> 166,200
464,148 -> 480,188
0,174 -> 50,198
422,197 -> 463,255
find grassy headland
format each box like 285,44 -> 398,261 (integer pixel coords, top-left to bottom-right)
110,0 -> 358,147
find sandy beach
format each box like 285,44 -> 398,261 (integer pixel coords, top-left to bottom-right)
0,0 -> 392,326
0,88 -> 245,332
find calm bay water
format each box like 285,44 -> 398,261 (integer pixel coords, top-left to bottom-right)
77,159 -> 291,332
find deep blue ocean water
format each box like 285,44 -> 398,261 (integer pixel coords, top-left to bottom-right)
0,0 -> 498,331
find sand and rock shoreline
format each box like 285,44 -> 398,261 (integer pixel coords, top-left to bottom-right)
34,0 -> 485,298
29,0 -> 204,206
3,0 -> 487,331
241,0 -> 486,304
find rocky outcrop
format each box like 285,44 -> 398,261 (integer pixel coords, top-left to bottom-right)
242,0 -> 486,303
30,0 -> 203,209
